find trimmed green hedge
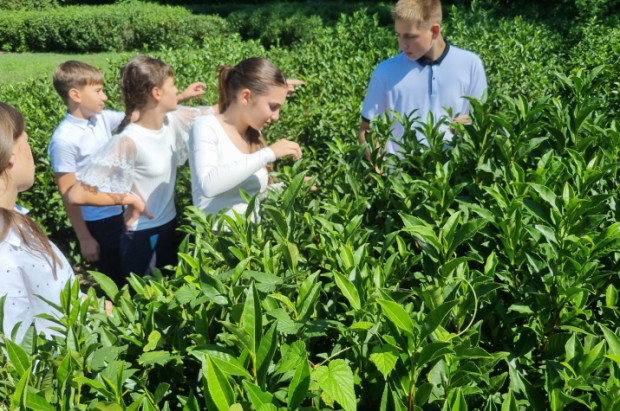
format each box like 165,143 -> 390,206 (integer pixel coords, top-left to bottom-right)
0,1 -> 230,52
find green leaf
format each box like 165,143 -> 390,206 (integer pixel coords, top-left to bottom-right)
442,387 -> 467,411
274,341 -> 306,375
529,183 -> 558,211
5,338 -> 30,377
601,325 -> 620,357
370,344 -> 399,378
421,299 -> 459,339
10,364 -> 31,408
256,324 -> 277,388
24,392 -> 55,411
334,272 -> 361,311
189,346 -> 252,379
89,271 -> 119,300
242,282 -> 262,356
448,218 -> 488,256
205,356 -> 234,411
288,350 -> 310,410
417,342 -> 454,367
137,351 -> 179,366
377,299 -> 415,337
314,360 -> 356,411
501,390 -> 519,411
144,330 -> 162,352
243,380 -> 273,409
285,242 -> 300,272
283,172 -> 306,213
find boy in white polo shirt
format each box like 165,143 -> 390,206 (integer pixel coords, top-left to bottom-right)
48,61 -> 206,285
358,0 -> 487,154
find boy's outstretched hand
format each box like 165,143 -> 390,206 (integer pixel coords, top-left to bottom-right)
123,194 -> 154,230
177,82 -> 207,103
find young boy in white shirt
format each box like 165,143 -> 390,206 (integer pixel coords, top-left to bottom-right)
48,61 -> 206,285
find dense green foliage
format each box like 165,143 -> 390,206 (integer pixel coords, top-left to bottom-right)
0,1 -> 229,53
1,2 -> 620,409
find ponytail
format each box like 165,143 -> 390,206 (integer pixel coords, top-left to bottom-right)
217,65 -> 233,114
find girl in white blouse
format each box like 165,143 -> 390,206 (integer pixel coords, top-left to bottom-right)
0,101 -> 76,342
189,57 -> 302,225
68,56 -> 213,277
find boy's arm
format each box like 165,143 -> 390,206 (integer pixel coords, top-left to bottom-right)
67,183 -> 152,230
55,172 -> 100,262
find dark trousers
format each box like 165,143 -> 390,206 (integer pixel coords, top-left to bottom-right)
120,218 -> 177,277
85,213 -> 124,286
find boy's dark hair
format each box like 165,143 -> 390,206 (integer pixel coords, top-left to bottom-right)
53,61 -> 105,105
391,0 -> 442,29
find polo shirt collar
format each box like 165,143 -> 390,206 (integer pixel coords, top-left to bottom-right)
417,40 -> 451,66
66,112 -> 98,129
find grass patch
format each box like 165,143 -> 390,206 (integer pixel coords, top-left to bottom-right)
0,52 -> 118,84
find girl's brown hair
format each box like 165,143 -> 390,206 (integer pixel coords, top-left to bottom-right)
217,57 -> 287,154
0,102 -> 63,277
117,56 -> 174,133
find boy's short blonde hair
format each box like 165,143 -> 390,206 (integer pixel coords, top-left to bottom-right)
53,61 -> 104,105
391,0 -> 442,30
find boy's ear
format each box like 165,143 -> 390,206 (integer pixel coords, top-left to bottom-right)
430,23 -> 441,38
68,88 -> 81,103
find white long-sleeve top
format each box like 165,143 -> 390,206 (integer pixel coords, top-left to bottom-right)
189,114 -> 276,222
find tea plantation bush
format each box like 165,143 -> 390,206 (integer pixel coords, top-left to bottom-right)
0,1 -> 230,52
0,5 -> 619,410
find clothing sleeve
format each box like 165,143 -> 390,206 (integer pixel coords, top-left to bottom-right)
170,105 -> 215,165
76,134 -> 137,194
189,116 -> 276,198
361,65 -> 388,122
101,110 -> 126,134
464,55 -> 487,112
48,131 -> 80,173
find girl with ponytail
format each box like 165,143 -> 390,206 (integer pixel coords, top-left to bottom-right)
189,57 -> 303,225
0,101 -> 77,341
69,56 -> 214,277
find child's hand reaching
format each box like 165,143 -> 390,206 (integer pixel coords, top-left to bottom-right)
177,82 -> 207,103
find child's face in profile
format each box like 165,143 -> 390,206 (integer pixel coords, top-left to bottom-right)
76,83 -> 108,118
395,19 -> 435,61
245,85 -> 288,131
11,131 -> 35,193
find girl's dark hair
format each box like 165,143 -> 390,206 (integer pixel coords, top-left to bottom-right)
0,102 -> 63,277
117,56 -> 174,133
217,57 -> 287,152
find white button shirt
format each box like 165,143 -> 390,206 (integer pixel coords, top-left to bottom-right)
1,207 -> 76,342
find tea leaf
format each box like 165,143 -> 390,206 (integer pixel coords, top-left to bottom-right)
333,272 -> 361,311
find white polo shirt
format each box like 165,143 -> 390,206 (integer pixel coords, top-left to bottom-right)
361,42 -> 487,152
48,110 -> 124,220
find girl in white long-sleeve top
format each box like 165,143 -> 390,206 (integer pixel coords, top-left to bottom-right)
0,101 -> 77,342
189,57 -> 301,225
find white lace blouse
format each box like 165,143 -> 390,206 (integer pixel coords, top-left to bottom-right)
77,106 -> 214,231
